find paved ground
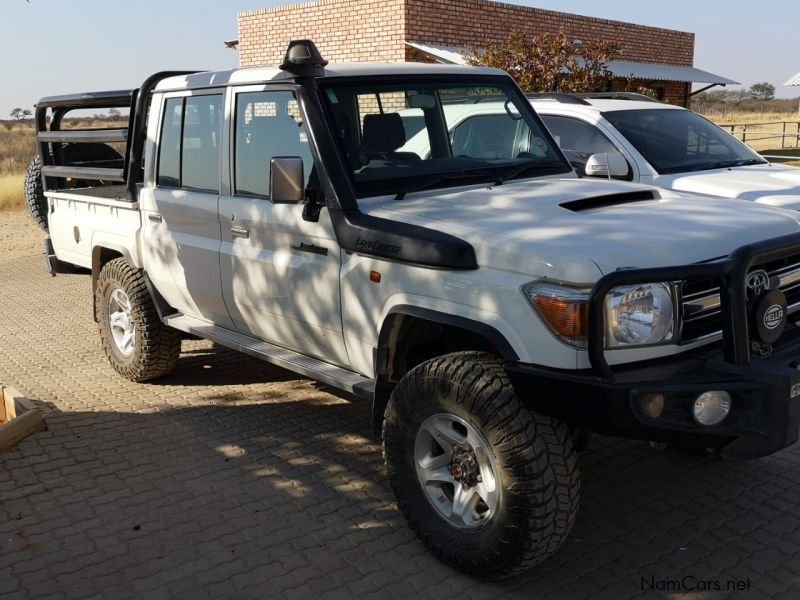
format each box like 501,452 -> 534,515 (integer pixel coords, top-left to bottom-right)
1,211 -> 800,599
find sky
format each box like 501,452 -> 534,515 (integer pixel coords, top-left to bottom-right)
2,0 -> 799,117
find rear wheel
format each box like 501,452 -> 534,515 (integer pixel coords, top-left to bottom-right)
382,351 -> 580,579
96,258 -> 181,382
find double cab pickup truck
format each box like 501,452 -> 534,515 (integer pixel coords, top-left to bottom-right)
28,41 -> 800,578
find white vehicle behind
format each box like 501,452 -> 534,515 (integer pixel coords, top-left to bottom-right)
531,93 -> 800,210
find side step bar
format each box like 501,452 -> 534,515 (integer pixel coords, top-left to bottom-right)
164,314 -> 375,399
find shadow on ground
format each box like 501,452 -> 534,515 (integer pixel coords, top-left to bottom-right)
3,346 -> 799,600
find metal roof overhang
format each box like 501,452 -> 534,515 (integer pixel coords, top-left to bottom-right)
406,42 -> 739,85
785,72 -> 800,86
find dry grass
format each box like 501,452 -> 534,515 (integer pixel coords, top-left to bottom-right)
0,121 -> 36,212
0,174 -> 25,211
0,121 -> 37,176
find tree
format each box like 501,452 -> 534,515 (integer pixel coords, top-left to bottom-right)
108,107 -> 121,120
749,82 -> 775,102
10,107 -> 32,121
466,29 -> 619,93
725,89 -> 751,108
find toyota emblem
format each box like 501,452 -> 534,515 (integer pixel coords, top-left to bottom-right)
746,269 -> 770,300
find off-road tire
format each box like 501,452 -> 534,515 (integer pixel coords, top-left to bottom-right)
24,155 -> 47,231
96,258 -> 181,382
382,351 -> 580,579
24,144 -> 123,232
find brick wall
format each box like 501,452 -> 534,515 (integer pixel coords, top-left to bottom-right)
237,0 -> 696,105
239,0 -> 694,68
238,0 -> 406,67
610,79 -> 690,106
404,0 -> 694,67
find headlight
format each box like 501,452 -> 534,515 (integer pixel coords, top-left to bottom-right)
522,282 -> 590,348
605,283 -> 674,347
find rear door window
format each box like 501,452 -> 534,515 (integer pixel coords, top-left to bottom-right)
157,93 -> 223,192
157,98 -> 183,188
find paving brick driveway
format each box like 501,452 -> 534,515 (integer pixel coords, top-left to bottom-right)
1,246 -> 800,599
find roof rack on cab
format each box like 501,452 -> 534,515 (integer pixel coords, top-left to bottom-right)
525,93 -> 590,105
574,92 -> 660,103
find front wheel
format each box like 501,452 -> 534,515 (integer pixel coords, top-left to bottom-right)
96,258 -> 181,381
382,352 -> 580,579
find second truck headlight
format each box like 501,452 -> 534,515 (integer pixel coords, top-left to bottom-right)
605,283 -> 674,347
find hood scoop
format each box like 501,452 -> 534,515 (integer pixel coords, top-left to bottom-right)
560,190 -> 658,213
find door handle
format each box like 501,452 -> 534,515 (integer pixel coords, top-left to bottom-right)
290,242 -> 328,256
230,226 -> 250,239
148,213 -> 162,223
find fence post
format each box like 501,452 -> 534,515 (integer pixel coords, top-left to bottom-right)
796,122 -> 800,148
782,122 -> 787,149
742,124 -> 747,144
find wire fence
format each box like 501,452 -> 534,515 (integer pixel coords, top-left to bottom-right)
721,121 -> 800,148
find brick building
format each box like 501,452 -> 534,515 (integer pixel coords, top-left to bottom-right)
235,0 -> 736,106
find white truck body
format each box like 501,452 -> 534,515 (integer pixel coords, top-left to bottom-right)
32,44 -> 800,578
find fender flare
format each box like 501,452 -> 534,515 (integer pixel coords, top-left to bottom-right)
371,304 -> 519,434
90,244 -> 137,322
91,243 -> 137,292
377,305 -> 520,364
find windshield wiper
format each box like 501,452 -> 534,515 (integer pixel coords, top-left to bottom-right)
394,170 -> 493,200
494,161 -> 568,185
681,158 -> 767,173
729,158 -> 767,167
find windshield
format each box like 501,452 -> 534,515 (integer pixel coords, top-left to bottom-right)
603,108 -> 767,175
319,78 -> 571,198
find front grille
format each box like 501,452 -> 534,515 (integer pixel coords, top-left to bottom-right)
680,256 -> 800,344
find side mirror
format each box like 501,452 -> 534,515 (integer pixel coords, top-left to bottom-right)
585,152 -> 630,179
269,156 -> 304,203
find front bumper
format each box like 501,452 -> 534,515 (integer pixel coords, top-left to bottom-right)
507,328 -> 800,458
508,231 -> 800,459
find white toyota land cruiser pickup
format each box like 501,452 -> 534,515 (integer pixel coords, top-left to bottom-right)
31,41 -> 800,578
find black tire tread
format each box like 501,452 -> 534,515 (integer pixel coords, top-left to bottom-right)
96,258 -> 181,382
383,351 -> 580,579
24,155 -> 48,232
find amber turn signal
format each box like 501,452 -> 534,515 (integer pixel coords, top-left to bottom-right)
532,296 -> 588,340
369,271 -> 382,283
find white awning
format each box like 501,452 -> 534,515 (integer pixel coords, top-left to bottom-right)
785,72 -> 800,86
406,42 -> 739,85
607,60 -> 738,85
406,42 -> 470,65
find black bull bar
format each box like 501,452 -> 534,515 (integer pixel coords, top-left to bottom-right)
587,231 -> 800,380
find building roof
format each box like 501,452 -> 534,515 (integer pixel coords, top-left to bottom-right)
785,72 -> 800,86
406,41 -> 739,85
606,60 -> 738,85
